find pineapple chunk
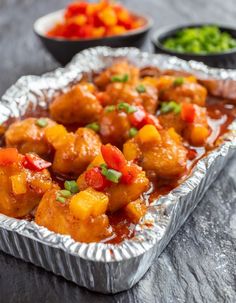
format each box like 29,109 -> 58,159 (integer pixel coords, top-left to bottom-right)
168,127 -> 182,143
45,125 -> 68,149
10,173 -> 27,195
186,76 -> 197,83
138,125 -> 161,144
87,153 -> 105,169
123,140 -> 139,161
125,199 -> 147,223
69,187 -> 109,220
189,125 -> 209,146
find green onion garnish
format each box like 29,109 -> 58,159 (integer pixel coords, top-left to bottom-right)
129,127 -> 138,138
173,77 -> 184,87
111,74 -> 129,83
35,118 -> 48,128
100,163 -> 108,175
85,122 -> 100,133
100,164 -> 122,183
56,189 -> 72,204
105,169 -> 122,183
58,190 -> 72,198
56,195 -> 66,204
64,180 -> 79,194
105,105 -> 116,113
160,101 -> 181,114
117,102 -> 137,114
163,26 -> 236,55
136,84 -> 146,93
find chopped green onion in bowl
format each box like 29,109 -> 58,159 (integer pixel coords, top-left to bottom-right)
162,26 -> 236,54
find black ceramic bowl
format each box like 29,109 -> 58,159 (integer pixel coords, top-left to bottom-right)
152,23 -> 236,69
34,9 -> 153,65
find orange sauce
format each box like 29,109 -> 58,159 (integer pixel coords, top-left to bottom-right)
104,97 -> 236,243
1,92 -> 236,244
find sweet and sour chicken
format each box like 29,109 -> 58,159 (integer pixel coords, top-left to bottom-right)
50,83 -> 102,125
5,118 -> 56,157
0,60 -> 232,244
45,125 -> 102,177
0,148 -> 53,217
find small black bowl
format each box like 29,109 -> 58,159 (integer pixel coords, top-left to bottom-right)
34,9 -> 153,65
152,23 -> 236,69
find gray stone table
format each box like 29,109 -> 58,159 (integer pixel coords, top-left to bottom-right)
0,0 -> 235,302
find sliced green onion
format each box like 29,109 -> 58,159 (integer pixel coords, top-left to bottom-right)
117,102 -> 137,114
85,122 -> 100,133
160,101 -> 181,114
105,169 -> 122,183
105,105 -> 116,113
56,195 -> 66,204
127,105 -> 137,114
117,102 -> 129,111
173,77 -> 184,87
136,84 -> 146,93
100,164 -> 122,183
64,180 -> 79,194
111,74 -> 129,83
129,127 -> 138,138
35,118 -> 48,128
58,190 -> 72,198
100,163 -> 108,175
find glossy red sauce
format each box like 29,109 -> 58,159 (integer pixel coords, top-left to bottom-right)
105,97 -> 236,243
1,85 -> 235,244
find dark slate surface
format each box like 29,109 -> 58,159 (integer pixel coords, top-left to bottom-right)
0,0 -> 236,302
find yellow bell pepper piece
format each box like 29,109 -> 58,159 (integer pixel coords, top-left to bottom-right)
98,7 -> 117,26
11,173 -> 27,195
72,15 -> 87,26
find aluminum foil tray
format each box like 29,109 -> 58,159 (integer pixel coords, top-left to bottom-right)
0,47 -> 236,294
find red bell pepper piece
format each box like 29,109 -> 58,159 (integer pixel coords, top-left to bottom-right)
187,149 -> 197,160
23,153 -> 51,171
121,164 -> 140,185
85,167 -> 111,191
128,107 -> 146,128
95,91 -> 111,106
78,24 -> 93,38
129,107 -> 162,130
181,103 -> 196,123
65,2 -> 88,19
101,144 -> 127,171
144,114 -> 162,130
0,148 -> 18,166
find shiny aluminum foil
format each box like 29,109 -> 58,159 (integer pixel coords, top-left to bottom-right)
0,47 -> 236,294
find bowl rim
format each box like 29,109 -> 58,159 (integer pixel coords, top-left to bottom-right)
34,8 -> 153,43
152,22 -> 236,57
